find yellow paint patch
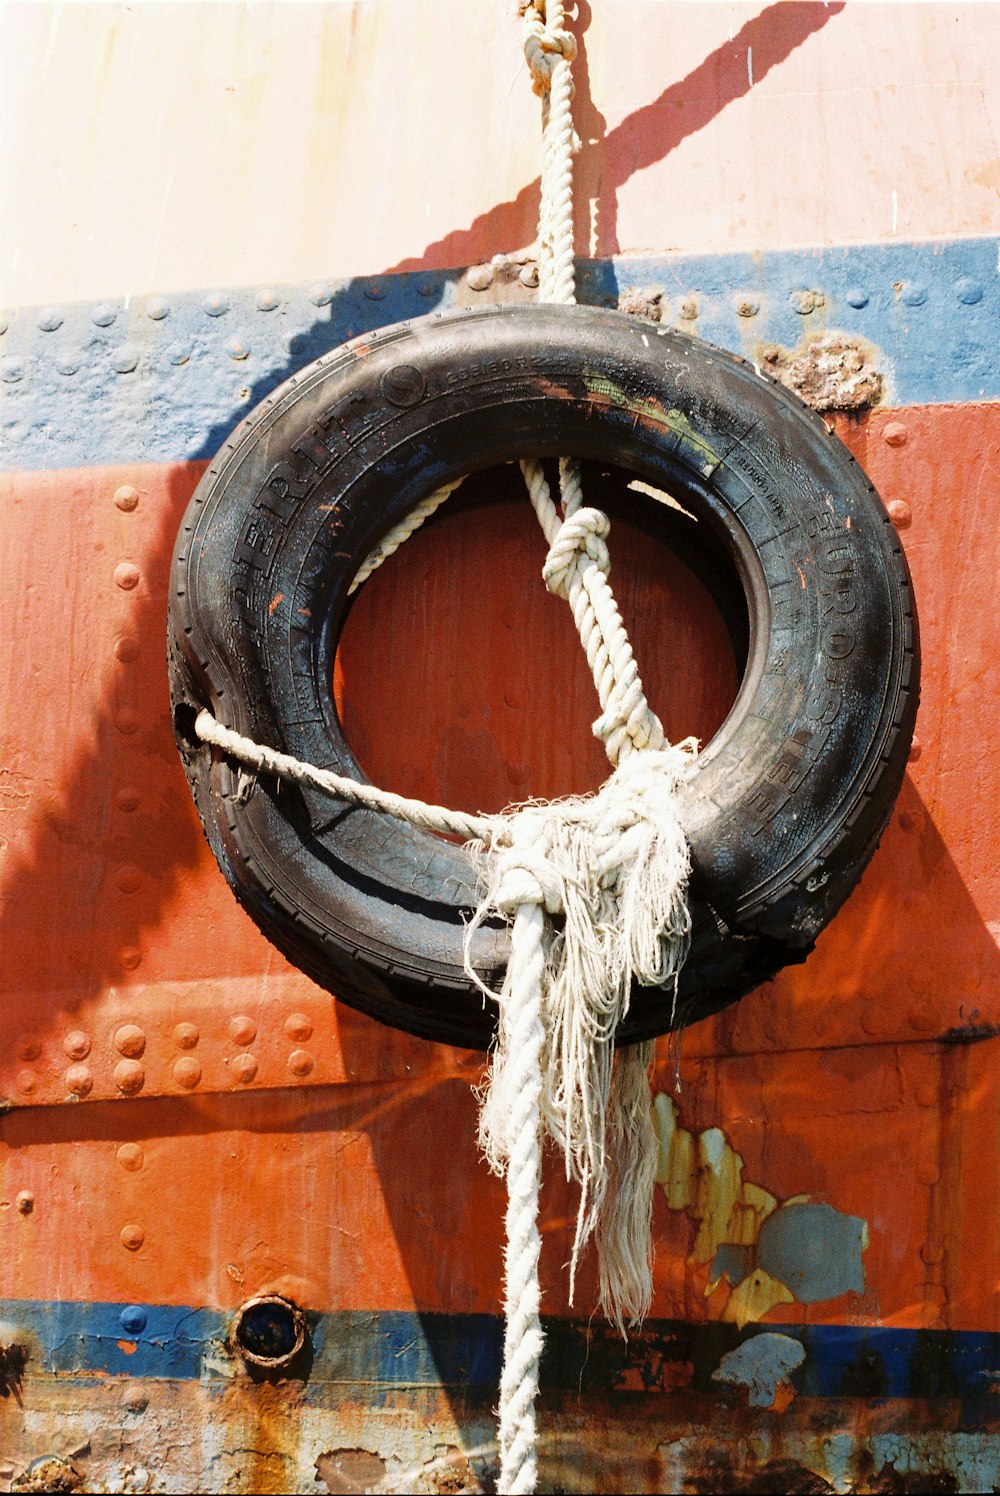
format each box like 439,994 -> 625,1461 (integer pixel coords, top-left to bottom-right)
722,1270 -> 795,1331
653,1095 -> 777,1265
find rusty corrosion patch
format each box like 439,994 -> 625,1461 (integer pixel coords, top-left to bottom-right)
315,1447 -> 388,1493
11,1456 -> 83,1493
618,286 -> 664,323
758,332 -> 884,411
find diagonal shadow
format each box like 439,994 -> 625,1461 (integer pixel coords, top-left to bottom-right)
388,0 -> 845,273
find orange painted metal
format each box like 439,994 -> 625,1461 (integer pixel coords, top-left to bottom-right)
1,403 -> 998,1343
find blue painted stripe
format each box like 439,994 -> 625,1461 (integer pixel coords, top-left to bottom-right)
4,1299 -> 1000,1407
1,237 -> 997,473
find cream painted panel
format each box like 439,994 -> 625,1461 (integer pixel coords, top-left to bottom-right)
2,0 -> 999,308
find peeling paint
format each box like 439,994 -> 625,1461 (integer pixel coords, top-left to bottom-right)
582,372 -> 721,473
653,1096 -> 869,1324
711,1331 -> 807,1408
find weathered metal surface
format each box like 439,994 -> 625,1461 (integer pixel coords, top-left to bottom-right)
3,0 -> 1000,1490
3,241 -> 1000,470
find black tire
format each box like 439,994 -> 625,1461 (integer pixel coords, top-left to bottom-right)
168,305 -> 918,1049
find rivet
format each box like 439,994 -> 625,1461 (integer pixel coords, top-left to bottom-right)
519,263 -> 539,289
114,562 -> 141,591
887,499 -> 912,529
361,279 -> 385,301
506,763 -> 530,787
115,636 -> 140,663
16,1191 -> 34,1215
63,1030 -> 91,1060
287,1048 -> 314,1077
114,709 -> 139,735
167,343 -> 191,365
37,306 -> 64,332
229,1015 -> 257,1046
115,865 -> 142,895
735,296 -> 759,318
899,809 -> 923,833
678,297 -> 699,320
908,738 -> 922,763
112,347 -> 139,375
466,265 -> 494,292
231,1052 -> 258,1085
17,1035 -> 41,1062
123,1388 -> 148,1412
114,1058 -> 145,1095
954,277 -> 984,306
898,281 -> 928,307
226,337 -> 250,361
115,1023 -> 146,1058
308,281 -> 334,307
1,356 -> 24,383
116,787 -> 140,813
909,1001 -> 937,1033
920,1242 -> 945,1265
114,484 -> 139,512
416,278 -> 440,298
283,1013 -> 313,1042
860,1005 -> 886,1037
119,944 -> 142,969
201,292 -> 229,317
789,288 -> 821,315
255,288 -> 279,311
120,1224 -> 145,1251
16,1070 -> 36,1094
146,297 -> 170,321
116,1142 -> 144,1171
173,1056 -> 201,1090
92,303 -> 117,327
915,1082 -> 938,1108
120,1306 -> 147,1334
173,1021 -> 200,1050
917,1163 -> 939,1187
65,1064 -> 93,1098
846,287 -> 870,308
56,353 -> 82,376
883,421 -> 908,447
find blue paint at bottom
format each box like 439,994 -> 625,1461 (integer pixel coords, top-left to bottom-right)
4,1298 -> 1000,1412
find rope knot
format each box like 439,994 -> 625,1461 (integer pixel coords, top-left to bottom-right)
492,831 -> 563,917
522,2 -> 578,96
542,506 -> 610,599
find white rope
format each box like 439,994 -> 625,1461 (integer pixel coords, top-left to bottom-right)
191,11 -> 695,1492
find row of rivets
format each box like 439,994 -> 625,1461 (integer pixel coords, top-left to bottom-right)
16,1011 -> 319,1096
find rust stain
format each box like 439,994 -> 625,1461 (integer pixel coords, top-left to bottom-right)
267,593 -> 284,616
116,1339 -> 137,1355
758,332 -> 884,411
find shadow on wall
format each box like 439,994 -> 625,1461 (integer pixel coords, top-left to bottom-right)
388,0 -> 846,273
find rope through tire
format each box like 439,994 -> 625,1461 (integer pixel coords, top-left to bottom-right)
191,8 -> 694,1491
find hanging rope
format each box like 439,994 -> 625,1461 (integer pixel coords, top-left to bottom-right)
192,7 -> 695,1491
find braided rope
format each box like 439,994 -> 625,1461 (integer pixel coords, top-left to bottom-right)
191,12 -> 693,1493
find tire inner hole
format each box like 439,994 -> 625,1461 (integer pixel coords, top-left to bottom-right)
334,460 -> 748,818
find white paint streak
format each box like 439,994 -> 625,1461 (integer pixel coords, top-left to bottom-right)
747,46 -> 753,87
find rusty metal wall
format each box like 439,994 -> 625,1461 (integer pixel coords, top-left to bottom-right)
2,3 -> 1000,1492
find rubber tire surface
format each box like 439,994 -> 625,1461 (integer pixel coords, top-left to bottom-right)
169,305 -> 918,1049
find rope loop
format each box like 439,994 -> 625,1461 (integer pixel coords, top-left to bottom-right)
541,505 -> 611,599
